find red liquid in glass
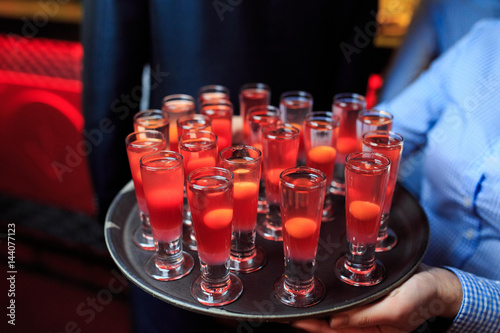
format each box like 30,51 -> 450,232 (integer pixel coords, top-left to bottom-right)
306,146 -> 337,186
241,89 -> 270,140
363,134 -> 402,213
141,160 -> 184,242
163,100 -> 195,152
180,138 -> 218,178
263,130 -> 299,205
201,104 -> 232,151
334,101 -> 363,162
126,138 -> 166,213
280,98 -> 312,160
281,175 -> 323,261
233,180 -> 259,231
189,179 -> 233,265
346,201 -> 381,244
199,92 -> 229,106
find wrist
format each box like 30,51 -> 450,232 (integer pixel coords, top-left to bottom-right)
427,266 -> 463,319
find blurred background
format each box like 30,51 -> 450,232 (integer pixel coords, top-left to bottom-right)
0,0 -> 419,332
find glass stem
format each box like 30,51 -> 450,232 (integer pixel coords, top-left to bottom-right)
345,241 -> 376,273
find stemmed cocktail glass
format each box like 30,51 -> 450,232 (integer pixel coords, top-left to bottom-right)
133,109 -> 170,149
162,94 -> 196,152
239,82 -> 271,144
279,91 -> 313,165
188,167 -> 243,306
179,131 -> 218,251
247,105 -> 281,214
274,166 -> 327,307
362,130 -> 404,252
140,151 -> 194,280
125,130 -> 166,251
303,111 -> 340,222
331,93 -> 366,195
356,109 -> 393,150
219,145 -> 266,273
257,123 -> 299,241
335,152 -> 390,286
200,100 -> 233,151
197,84 -> 230,109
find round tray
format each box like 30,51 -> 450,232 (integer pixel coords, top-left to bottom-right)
105,180 -> 429,322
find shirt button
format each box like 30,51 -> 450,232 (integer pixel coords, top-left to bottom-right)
463,197 -> 472,208
464,229 -> 475,240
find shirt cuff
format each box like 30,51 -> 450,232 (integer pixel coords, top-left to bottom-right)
445,266 -> 500,333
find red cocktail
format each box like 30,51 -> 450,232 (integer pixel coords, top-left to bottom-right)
335,152 -> 390,287
219,145 -> 265,273
239,83 -> 270,143
274,167 -> 326,307
187,167 -> 243,306
133,109 -> 170,149
362,130 -> 403,252
303,111 -> 340,222
125,130 -> 166,251
279,91 -> 313,163
177,114 -> 213,140
259,124 -> 299,241
179,130 -> 218,250
356,109 -> 393,150
331,93 -> 366,195
141,154 -> 184,243
247,105 -> 281,214
197,84 -> 230,107
140,151 -> 194,281
179,131 -> 218,177
201,100 -> 233,151
162,94 -> 196,152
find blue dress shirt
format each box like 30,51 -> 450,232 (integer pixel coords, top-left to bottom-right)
378,19 -> 500,333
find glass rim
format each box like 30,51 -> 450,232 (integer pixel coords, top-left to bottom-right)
200,100 -> 234,116
304,111 -> 340,126
239,82 -> 270,92
125,130 -> 166,146
140,150 -> 183,172
187,167 -> 234,191
133,109 -> 169,124
198,84 -> 230,95
279,90 -> 313,100
179,130 -> 218,150
333,92 -> 366,103
263,123 -> 300,140
247,105 -> 280,115
201,99 -> 234,108
280,166 -> 327,190
177,113 -> 213,127
357,109 -> 394,121
162,93 -> 195,104
219,144 -> 262,166
345,152 -> 391,173
362,130 -> 404,149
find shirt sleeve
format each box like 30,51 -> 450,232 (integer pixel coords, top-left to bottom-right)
375,19 -> 471,158
446,267 -> 500,333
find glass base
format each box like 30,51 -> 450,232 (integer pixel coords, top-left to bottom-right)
335,256 -> 385,287
191,273 -> 243,306
376,228 -> 398,252
132,226 -> 155,251
183,225 -> 197,251
256,219 -> 282,241
145,252 -> 194,281
230,246 -> 267,273
273,275 -> 325,307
